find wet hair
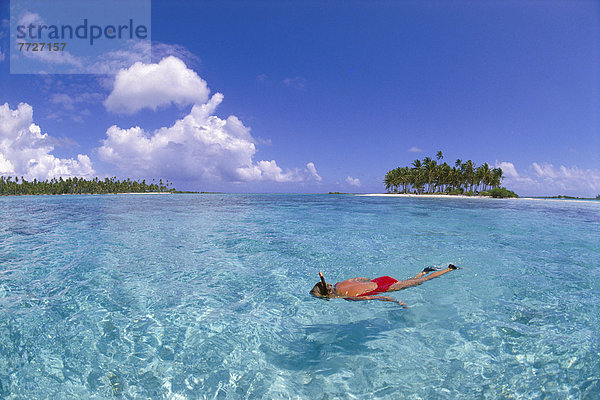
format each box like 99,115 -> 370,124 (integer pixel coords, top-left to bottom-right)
310,272 -> 333,298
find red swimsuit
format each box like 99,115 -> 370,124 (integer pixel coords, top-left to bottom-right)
358,276 -> 399,296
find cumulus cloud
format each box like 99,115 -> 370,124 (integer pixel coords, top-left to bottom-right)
532,162 -> 558,179
306,162 -> 322,181
408,147 -> 423,153
104,56 -> 210,114
0,103 -> 94,180
496,161 -> 600,197
99,87 -> 321,183
345,176 -> 361,187
495,161 -> 519,179
531,163 -> 600,192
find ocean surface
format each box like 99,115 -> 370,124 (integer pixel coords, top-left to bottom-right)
0,194 -> 599,399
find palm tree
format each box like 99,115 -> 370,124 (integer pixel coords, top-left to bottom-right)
491,168 -> 503,188
0,176 -> 179,195
411,159 -> 424,194
384,169 -> 395,192
421,157 -> 431,192
479,163 -> 491,191
462,160 -> 475,192
383,153 -> 507,196
438,163 -> 451,192
400,167 -> 411,193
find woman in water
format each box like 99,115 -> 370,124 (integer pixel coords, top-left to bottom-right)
310,264 -> 459,306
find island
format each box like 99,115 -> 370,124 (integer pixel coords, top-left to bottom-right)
383,151 -> 518,198
0,176 -> 177,195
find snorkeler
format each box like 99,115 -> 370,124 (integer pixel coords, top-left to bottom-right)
310,264 -> 459,306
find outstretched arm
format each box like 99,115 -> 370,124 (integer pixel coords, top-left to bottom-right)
344,295 -> 406,307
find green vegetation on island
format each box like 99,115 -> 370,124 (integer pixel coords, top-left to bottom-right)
539,195 -> 600,200
0,176 -> 176,196
384,151 -> 518,198
484,187 -> 519,198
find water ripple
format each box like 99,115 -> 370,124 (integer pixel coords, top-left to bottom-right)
0,194 -> 598,398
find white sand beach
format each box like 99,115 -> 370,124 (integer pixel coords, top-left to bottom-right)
117,192 -> 173,195
357,193 -> 600,204
357,193 -> 492,199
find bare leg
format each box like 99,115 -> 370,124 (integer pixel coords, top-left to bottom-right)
410,270 -> 429,279
391,265 -> 457,291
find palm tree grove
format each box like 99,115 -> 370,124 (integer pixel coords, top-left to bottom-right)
0,176 -> 176,196
384,151 -> 518,198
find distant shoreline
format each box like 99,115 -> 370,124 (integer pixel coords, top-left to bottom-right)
0,192 -> 175,197
357,193 -> 600,203
116,192 -> 173,195
358,193 -> 492,199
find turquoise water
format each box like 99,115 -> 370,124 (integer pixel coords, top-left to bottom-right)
0,194 -> 599,399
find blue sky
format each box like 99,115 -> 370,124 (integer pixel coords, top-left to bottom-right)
0,0 -> 599,195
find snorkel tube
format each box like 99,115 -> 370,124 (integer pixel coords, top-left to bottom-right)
318,272 -> 330,295
319,272 -> 327,287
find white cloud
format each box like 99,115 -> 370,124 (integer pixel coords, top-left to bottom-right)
16,12 -> 39,28
14,13 -> 85,70
0,153 -> 13,174
408,147 -> 423,153
239,160 -> 313,183
99,89 -> 321,183
12,13 -> 150,73
345,176 -> 361,187
104,56 -> 209,114
47,91 -> 104,122
50,93 -> 76,111
0,103 -> 94,180
496,161 -> 600,197
282,76 -> 307,90
495,161 -> 519,179
532,162 -> 557,179
531,163 -> 600,192
90,40 -> 151,74
306,162 -> 322,181
151,42 -> 201,67
0,19 -> 6,62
